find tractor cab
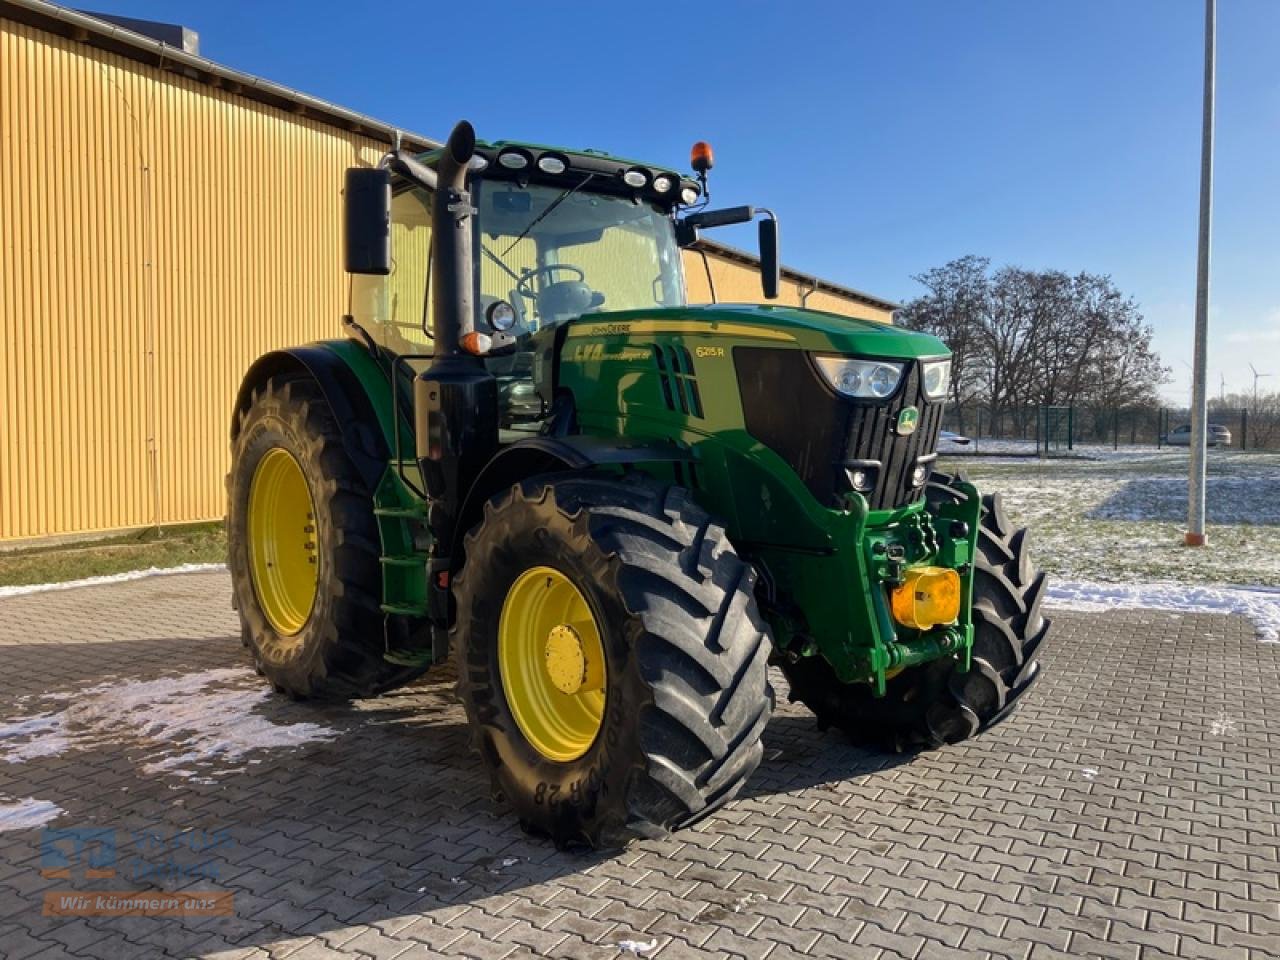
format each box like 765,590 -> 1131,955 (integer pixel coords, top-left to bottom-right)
471,167 -> 689,433
346,138 -> 777,436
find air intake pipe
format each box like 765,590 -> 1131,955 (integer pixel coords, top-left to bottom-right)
415,121 -> 497,649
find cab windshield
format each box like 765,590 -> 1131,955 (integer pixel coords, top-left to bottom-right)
476,180 -> 685,333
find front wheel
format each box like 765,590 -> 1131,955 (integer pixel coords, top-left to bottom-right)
453,475 -> 774,849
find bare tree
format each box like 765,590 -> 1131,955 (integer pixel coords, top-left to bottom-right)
898,257 -> 1168,427
1211,390 -> 1280,448
897,256 -> 989,429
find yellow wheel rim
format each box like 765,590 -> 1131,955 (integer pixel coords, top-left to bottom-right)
498,566 -> 607,762
247,447 -> 319,636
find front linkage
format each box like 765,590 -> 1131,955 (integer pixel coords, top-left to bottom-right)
858,482 -> 982,695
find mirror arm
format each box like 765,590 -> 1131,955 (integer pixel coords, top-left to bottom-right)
384,148 -> 439,192
680,205 -> 755,231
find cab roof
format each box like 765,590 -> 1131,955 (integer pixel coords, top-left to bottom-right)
419,139 -> 702,210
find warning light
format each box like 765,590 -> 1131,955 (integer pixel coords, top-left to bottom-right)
690,141 -> 714,174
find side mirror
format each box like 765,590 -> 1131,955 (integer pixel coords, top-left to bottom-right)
344,168 -> 391,275
759,216 -> 780,300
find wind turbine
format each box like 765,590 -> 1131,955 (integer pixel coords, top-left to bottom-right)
1249,362 -> 1272,411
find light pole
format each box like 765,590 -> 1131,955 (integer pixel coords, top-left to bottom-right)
1186,0 -> 1215,548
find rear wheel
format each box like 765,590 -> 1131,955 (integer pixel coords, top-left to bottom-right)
227,373 -> 426,700
782,472 -> 1049,750
453,474 -> 774,849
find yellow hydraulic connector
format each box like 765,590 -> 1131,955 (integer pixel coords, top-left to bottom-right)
890,566 -> 962,630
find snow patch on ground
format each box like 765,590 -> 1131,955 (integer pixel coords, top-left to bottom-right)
616,940 -> 658,955
0,714 -> 70,763
945,440 -> 1195,463
1211,712 -> 1238,737
0,668 -> 337,781
1047,579 -> 1280,642
0,797 -> 64,832
0,563 -> 227,599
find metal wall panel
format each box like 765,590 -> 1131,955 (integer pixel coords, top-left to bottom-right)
0,17 -> 891,544
1,18 -> 384,542
681,248 -> 895,325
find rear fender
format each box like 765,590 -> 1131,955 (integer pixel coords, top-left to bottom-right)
232,340 -> 405,495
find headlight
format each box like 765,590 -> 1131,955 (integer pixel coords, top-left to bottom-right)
537,154 -> 567,175
486,300 -> 517,332
498,150 -> 530,170
813,356 -> 903,399
653,174 -> 676,194
921,359 -> 952,400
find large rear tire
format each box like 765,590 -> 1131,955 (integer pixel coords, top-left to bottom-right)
453,474 -> 775,849
227,374 -> 426,700
782,472 -> 1049,750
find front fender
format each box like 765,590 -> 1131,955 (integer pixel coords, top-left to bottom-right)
450,435 -> 694,562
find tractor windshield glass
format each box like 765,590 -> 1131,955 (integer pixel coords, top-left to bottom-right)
475,180 -> 685,332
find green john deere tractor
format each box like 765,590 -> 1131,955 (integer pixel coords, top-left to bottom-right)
228,121 -> 1048,848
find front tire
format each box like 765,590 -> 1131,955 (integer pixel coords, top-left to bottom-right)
453,474 -> 774,849
782,472 -> 1049,750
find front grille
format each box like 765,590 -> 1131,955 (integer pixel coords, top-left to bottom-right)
846,363 -> 945,509
734,348 -> 944,511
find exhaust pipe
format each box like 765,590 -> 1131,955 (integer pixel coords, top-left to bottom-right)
429,121 -> 478,356
415,121 -> 497,652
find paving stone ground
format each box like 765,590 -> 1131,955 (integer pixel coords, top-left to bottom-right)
0,570 -> 1277,960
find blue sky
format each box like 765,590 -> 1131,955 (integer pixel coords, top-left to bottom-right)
102,0 -> 1279,403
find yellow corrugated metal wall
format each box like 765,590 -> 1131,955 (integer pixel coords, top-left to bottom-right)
682,249 -> 895,323
1,17 -> 892,544
1,17 -> 385,542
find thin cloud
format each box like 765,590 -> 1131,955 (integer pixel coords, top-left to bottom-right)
1226,327 -> 1280,344
1226,310 -> 1280,344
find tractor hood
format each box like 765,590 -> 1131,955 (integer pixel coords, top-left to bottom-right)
563,304 -> 949,361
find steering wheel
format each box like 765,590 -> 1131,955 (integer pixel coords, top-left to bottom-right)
516,264 -> 585,300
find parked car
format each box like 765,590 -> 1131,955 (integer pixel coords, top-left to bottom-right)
1161,423 -> 1232,446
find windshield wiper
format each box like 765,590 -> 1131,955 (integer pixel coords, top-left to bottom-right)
501,173 -> 595,257
482,242 -> 522,283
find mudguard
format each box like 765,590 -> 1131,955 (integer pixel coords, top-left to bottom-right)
231,339 -> 403,495
450,435 -> 694,561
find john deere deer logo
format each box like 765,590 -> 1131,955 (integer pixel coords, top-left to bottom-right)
896,406 -> 920,436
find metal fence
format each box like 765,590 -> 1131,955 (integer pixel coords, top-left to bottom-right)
943,404 -> 1280,451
